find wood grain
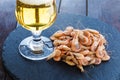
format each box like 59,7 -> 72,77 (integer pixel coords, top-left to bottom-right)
100,0 -> 120,31
0,0 -> 17,80
56,0 -> 61,13
88,0 -> 120,31
55,0 -> 61,13
60,0 -> 86,16
88,0 -> 109,18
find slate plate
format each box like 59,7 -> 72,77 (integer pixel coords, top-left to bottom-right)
2,14 -> 120,80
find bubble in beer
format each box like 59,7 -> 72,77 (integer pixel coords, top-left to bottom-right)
19,0 -> 53,5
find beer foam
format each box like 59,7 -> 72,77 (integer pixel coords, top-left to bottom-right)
19,0 -> 53,5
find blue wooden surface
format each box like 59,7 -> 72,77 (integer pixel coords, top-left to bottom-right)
2,14 -> 120,80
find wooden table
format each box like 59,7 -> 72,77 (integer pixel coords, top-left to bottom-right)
0,0 -> 16,79
0,0 -> 120,80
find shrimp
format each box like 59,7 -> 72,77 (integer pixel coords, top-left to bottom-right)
69,52 -> 79,65
99,34 -> 107,45
84,29 -> 99,34
57,45 -> 71,51
52,30 -> 64,37
90,36 -> 100,51
80,50 -> 90,56
102,50 -> 110,61
96,45 -> 105,58
77,30 -> 90,45
53,56 -> 61,61
85,56 -> 92,61
65,26 -> 74,32
50,36 -> 58,40
53,39 -> 70,46
71,30 -> 81,52
83,30 -> 91,38
48,26 -> 110,72
94,58 -> 102,65
47,49 -> 61,60
77,65 -> 84,72
64,26 -> 74,36
73,53 -> 84,59
63,60 -> 75,66
81,59 -> 89,66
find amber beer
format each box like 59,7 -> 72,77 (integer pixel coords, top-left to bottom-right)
16,0 -> 57,31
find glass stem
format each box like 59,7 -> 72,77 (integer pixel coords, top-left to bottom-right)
32,31 -> 42,41
29,31 -> 44,52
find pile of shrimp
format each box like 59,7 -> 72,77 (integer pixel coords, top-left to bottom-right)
47,26 -> 110,72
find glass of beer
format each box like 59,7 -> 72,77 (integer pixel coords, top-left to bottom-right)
15,0 -> 57,60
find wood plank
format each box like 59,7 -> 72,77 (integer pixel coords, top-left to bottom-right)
88,0 -> 120,31
60,0 -> 86,16
88,0 -> 109,18
0,0 -> 17,80
100,0 -> 120,31
0,1 -> 17,47
56,0 -> 61,13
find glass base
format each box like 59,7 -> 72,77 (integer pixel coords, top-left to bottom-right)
19,36 -> 53,60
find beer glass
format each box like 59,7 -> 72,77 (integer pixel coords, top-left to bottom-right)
15,0 -> 57,60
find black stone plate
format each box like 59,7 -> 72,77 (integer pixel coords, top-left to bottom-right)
2,14 -> 120,80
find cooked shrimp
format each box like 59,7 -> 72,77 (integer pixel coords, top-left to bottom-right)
53,39 -> 70,46
66,56 -> 73,61
80,50 -> 90,56
94,58 -> 101,65
85,56 -> 92,61
84,29 -> 99,34
102,50 -> 110,61
49,26 -> 110,72
73,53 -> 84,59
79,36 -> 89,45
47,49 -> 61,60
90,36 -> 101,51
65,26 -> 74,32
57,45 -> 71,51
81,59 -> 89,66
91,40 -> 100,51
63,60 -> 76,66
71,31 -> 81,52
53,56 -> 61,61
77,30 -> 89,45
53,30 -> 64,37
64,26 -> 74,36
83,30 -> 91,38
69,52 -> 79,65
96,45 -> 105,58
50,36 -> 58,40
80,44 -> 90,50
77,65 -> 84,72
99,34 -> 107,45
